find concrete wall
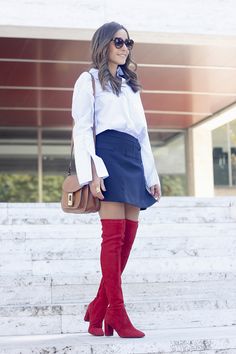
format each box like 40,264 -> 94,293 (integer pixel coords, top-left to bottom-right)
0,0 -> 236,37
215,188 -> 236,196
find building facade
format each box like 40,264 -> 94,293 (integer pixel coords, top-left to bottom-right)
0,0 -> 236,202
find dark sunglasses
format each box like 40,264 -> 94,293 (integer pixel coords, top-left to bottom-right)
111,37 -> 134,50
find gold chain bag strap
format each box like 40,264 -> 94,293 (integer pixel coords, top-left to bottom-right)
61,73 -> 100,213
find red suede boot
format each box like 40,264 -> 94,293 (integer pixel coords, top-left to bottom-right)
101,219 -> 145,338
121,219 -> 138,271
84,219 -> 139,336
83,298 -> 106,336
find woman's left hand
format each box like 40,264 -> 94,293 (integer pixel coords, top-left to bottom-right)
149,184 -> 161,201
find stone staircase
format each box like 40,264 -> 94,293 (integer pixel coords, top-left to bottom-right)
0,197 -> 236,353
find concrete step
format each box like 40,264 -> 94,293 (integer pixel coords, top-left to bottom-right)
1,223 -> 236,240
1,297 -> 235,316
1,235 -> 236,260
0,327 -> 236,353
1,272 -> 236,306
1,197 -> 236,225
51,280 -> 236,304
0,198 -> 236,340
1,222 -> 236,260
0,278 -> 236,335
0,302 -> 236,335
0,233 -> 236,271
1,275 -> 235,305
1,253 -> 235,275
1,252 -> 236,276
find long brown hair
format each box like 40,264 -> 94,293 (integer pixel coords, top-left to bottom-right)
91,21 -> 141,95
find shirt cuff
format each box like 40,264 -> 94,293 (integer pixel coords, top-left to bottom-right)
146,168 -> 161,188
73,135 -> 109,186
92,155 -> 109,180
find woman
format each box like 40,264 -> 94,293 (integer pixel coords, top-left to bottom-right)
72,21 -> 161,338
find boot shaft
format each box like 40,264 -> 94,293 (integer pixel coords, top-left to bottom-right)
100,219 -> 126,308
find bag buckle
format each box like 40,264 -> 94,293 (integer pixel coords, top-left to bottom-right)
67,193 -> 73,206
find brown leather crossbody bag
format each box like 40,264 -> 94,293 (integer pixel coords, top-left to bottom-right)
61,73 -> 100,214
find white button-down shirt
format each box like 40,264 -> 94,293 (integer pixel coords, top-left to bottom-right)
72,68 -> 160,188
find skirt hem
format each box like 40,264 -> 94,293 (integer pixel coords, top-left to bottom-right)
101,196 -> 157,211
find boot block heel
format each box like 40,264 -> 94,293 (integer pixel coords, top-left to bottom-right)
88,324 -> 104,337
105,321 -> 114,336
105,307 -> 145,338
84,308 -> 90,322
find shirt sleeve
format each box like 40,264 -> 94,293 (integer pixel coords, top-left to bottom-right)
71,72 -> 109,186
137,94 -> 161,189
140,127 -> 161,188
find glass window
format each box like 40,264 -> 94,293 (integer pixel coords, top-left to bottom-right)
212,119 -> 236,187
230,120 -> 236,186
0,128 -> 38,202
149,131 -> 187,196
212,124 -> 229,185
0,127 -> 187,201
42,129 -> 71,202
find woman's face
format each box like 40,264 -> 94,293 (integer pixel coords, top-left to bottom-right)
108,29 -> 129,73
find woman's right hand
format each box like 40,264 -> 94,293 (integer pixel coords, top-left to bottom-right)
89,176 -> 106,200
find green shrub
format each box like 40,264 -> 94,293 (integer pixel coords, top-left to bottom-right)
0,174 -> 64,202
0,174 -> 38,202
43,175 -> 64,202
0,173 -> 187,202
160,175 -> 186,196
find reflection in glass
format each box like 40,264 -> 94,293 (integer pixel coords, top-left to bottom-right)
149,131 -> 187,196
230,120 -> 236,185
0,128 -> 38,202
212,124 -> 229,186
0,127 -> 188,201
42,129 -> 71,202
212,120 -> 236,187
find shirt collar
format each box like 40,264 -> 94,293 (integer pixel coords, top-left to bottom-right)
89,67 -> 126,82
89,68 -> 99,79
117,66 -> 125,78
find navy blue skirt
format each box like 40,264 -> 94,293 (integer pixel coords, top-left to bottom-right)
95,130 -> 157,210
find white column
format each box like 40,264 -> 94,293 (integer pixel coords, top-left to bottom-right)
187,127 -> 214,196
187,103 -> 236,197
